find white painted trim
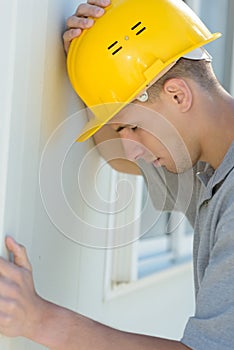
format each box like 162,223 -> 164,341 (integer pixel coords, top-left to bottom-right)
105,261 -> 193,301
103,171 -> 144,300
0,0 -> 18,257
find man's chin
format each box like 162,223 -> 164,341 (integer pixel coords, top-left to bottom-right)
163,163 -> 193,174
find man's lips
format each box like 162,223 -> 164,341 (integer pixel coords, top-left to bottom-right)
135,154 -> 162,167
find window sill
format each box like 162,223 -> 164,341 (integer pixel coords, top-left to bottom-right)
104,260 -> 193,301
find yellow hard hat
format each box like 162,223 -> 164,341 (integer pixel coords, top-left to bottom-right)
67,0 -> 221,142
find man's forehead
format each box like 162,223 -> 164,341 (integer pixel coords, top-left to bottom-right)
108,102 -> 140,124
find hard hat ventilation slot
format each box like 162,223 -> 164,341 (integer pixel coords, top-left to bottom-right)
131,22 -> 146,35
108,41 -> 123,55
131,22 -> 141,30
112,46 -> 123,55
108,41 -> 118,50
136,27 -> 146,35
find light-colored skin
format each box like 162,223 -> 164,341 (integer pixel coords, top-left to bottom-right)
0,0 -> 234,348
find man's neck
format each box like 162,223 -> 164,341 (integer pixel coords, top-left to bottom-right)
199,88 -> 234,169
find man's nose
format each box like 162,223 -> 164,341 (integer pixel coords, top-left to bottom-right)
120,136 -> 142,162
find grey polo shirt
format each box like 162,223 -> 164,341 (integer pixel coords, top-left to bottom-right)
139,141 -> 234,350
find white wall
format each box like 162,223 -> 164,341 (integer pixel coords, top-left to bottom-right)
188,0 -> 234,91
0,0 -> 89,348
0,1 -> 195,348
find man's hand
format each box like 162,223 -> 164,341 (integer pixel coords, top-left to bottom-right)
0,237 -> 191,349
0,236 -> 45,338
63,0 -> 110,53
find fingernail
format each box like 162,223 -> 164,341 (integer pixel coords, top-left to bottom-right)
84,18 -> 94,27
5,234 -> 14,242
101,0 -> 110,5
96,7 -> 105,16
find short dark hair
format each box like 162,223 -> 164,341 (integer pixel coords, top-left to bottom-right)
148,58 -> 219,101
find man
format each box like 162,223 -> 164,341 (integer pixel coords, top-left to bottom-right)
0,1 -> 233,349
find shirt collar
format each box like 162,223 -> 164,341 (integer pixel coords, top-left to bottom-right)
197,141 -> 234,197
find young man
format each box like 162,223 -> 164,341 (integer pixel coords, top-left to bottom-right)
0,1 -> 233,349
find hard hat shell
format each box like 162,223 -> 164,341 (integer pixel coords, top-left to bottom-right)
67,0 -> 221,142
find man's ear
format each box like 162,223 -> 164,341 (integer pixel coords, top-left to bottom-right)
163,78 -> 192,112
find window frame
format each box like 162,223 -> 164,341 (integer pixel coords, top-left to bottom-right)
103,169 -> 193,301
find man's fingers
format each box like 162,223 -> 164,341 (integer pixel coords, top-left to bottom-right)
63,1 -> 110,53
64,16 -> 94,53
5,236 -> 32,271
75,3 -> 105,18
66,16 -> 94,30
87,0 -> 110,6
63,28 -> 82,53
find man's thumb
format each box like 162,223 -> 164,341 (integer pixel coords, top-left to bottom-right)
5,236 -> 32,270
